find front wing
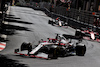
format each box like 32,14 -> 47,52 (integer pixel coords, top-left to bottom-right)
15,50 -> 49,59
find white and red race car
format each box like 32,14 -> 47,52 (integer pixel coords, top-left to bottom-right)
48,17 -> 68,27
14,34 -> 86,60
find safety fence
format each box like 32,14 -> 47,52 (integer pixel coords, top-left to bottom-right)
20,2 -> 100,34
29,2 -> 95,24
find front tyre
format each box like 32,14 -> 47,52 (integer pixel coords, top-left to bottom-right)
48,48 -> 58,59
51,22 -> 54,26
21,42 -> 28,51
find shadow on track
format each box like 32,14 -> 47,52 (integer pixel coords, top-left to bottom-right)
6,16 -> 21,19
6,14 -> 15,17
0,14 -> 33,42
5,14 -> 33,24
2,24 -> 31,31
0,54 -> 28,67
0,23 -> 32,36
4,18 -> 33,24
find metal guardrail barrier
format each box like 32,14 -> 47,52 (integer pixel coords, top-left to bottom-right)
23,2 -> 100,34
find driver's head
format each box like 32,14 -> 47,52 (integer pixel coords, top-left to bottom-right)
79,39 -> 82,42
41,39 -> 43,41
57,34 -> 58,36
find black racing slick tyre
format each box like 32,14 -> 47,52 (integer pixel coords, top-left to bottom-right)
51,22 -> 54,26
48,20 -> 51,24
21,42 -> 28,51
76,45 -> 86,56
48,48 -> 58,59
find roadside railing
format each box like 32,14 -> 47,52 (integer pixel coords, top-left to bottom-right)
22,2 -> 100,34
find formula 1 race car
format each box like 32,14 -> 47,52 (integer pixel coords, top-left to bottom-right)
75,29 -> 100,42
14,34 -> 86,60
48,17 -> 68,27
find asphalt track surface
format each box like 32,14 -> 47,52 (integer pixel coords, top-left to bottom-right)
1,6 -> 100,67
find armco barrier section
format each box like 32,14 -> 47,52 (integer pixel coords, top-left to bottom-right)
26,2 -> 100,34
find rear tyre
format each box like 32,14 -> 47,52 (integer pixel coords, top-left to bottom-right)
51,22 -> 54,26
76,45 -> 86,56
